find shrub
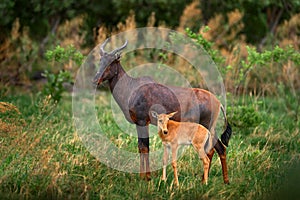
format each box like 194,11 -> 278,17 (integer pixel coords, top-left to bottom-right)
228,104 -> 263,130
42,45 -> 84,102
42,70 -> 72,102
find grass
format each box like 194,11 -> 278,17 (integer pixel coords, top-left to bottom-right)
0,90 -> 299,199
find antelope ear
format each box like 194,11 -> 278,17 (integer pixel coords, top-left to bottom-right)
150,111 -> 158,119
167,111 -> 178,119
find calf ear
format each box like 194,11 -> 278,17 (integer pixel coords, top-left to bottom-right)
167,111 -> 178,118
150,111 -> 158,119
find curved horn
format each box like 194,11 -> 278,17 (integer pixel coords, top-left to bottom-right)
100,38 -> 109,56
109,40 -> 128,55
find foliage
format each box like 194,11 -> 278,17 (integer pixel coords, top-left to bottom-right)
235,45 -> 300,90
42,45 -> 84,102
183,28 -> 300,125
41,70 -> 72,102
1,0 -> 300,46
108,0 -> 193,28
45,44 -> 84,66
0,0 -> 191,43
227,100 -> 264,132
245,45 -> 300,68
0,0 -> 91,40
186,27 -> 225,67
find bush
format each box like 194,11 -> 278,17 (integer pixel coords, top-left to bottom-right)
227,103 -> 264,130
42,44 -> 84,102
42,70 -> 72,102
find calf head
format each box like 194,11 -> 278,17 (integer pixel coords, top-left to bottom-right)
93,38 -> 128,85
151,111 -> 177,134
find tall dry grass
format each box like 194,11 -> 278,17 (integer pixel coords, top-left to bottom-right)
1,2 -> 299,96
0,18 -> 38,87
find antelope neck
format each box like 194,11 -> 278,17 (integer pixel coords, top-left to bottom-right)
107,62 -> 136,117
108,62 -> 133,92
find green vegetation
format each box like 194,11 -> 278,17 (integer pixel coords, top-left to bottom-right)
45,45 -> 84,66
42,45 -> 84,102
0,0 -> 299,199
0,38 -> 299,198
41,70 -> 72,102
0,91 -> 299,199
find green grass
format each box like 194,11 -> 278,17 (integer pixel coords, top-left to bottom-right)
0,91 -> 299,199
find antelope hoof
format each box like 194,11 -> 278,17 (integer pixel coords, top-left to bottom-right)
146,172 -> 151,181
140,173 -> 151,181
201,179 -> 208,185
140,173 -> 145,179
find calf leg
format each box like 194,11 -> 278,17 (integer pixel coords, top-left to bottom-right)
137,125 -> 151,180
171,145 -> 179,186
214,139 -> 229,184
202,148 -> 215,180
194,141 -> 211,185
207,148 -> 215,170
162,145 -> 169,181
201,154 -> 210,185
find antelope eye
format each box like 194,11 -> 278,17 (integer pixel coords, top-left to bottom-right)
158,120 -> 163,123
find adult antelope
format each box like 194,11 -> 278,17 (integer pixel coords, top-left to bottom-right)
94,39 -> 232,183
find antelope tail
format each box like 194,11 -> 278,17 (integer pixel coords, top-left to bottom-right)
220,105 -> 232,147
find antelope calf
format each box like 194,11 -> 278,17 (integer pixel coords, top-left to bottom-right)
151,111 -> 211,186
